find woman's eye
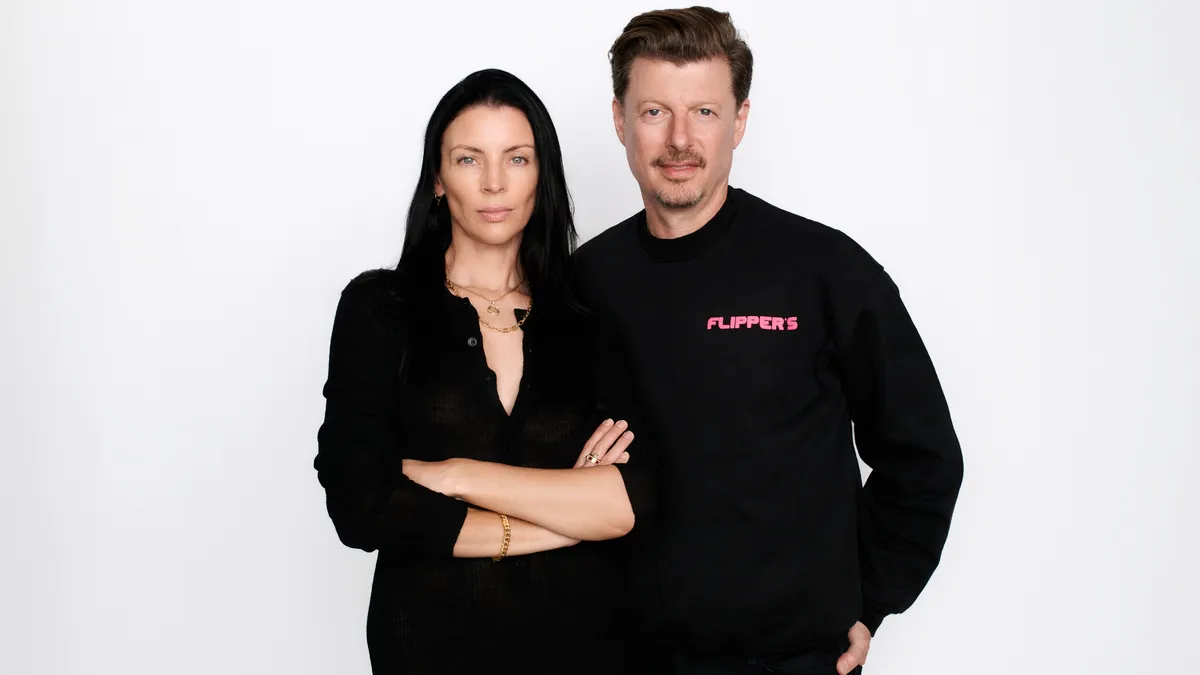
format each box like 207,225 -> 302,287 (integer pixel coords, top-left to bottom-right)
458,157 -> 476,165
511,156 -> 527,165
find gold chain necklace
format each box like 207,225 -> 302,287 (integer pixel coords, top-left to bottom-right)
478,301 -> 531,333
444,274 -> 523,316
445,275 -> 531,333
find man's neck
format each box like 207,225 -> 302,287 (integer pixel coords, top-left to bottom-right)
644,183 -> 730,240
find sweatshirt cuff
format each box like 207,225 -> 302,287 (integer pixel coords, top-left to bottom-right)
859,599 -> 890,636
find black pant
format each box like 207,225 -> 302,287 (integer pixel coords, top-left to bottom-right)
636,637 -> 862,675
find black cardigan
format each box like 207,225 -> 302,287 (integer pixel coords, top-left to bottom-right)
313,265 -> 655,673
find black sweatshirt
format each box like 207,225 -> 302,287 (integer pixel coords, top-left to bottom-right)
573,186 -> 963,657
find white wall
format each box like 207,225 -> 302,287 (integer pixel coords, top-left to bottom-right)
3,1 -> 1197,673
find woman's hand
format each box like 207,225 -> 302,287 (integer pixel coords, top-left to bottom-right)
402,426 -> 638,541
402,457 -> 463,497
573,418 -> 634,468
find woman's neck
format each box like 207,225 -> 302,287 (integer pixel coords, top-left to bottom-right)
444,236 -> 524,296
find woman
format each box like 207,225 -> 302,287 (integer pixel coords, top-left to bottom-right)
314,69 -> 654,674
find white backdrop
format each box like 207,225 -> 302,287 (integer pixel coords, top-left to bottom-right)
3,1 -> 1198,673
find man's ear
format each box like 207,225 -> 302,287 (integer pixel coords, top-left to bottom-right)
612,98 -> 627,147
732,98 -> 751,149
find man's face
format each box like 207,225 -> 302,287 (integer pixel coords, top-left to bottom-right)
613,56 -> 749,210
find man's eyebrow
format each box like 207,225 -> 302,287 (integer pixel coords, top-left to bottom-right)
632,100 -> 724,108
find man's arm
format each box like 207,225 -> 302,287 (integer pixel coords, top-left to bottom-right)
839,268 -> 964,634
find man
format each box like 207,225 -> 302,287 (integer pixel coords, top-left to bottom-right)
573,7 -> 964,674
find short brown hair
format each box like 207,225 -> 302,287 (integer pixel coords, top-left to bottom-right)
608,6 -> 753,106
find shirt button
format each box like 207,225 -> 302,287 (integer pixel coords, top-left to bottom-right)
467,337 -> 478,347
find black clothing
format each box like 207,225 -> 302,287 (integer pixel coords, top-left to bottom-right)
314,263 -> 652,674
644,634 -> 861,675
574,186 -> 963,658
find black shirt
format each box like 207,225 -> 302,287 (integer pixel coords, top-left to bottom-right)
313,262 -> 651,674
573,186 -> 964,657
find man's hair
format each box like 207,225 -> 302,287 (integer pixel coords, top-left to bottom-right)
608,6 -> 753,106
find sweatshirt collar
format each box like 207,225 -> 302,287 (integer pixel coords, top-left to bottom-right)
635,185 -> 740,263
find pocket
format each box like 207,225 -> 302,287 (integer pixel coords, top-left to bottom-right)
760,638 -> 847,674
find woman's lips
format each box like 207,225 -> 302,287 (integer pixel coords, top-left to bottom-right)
477,208 -> 513,222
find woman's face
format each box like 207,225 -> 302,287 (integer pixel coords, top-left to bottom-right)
436,105 -> 538,248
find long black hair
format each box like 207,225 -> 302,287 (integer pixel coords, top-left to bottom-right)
399,68 -> 580,312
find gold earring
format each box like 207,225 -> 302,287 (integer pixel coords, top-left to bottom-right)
434,192 -> 442,206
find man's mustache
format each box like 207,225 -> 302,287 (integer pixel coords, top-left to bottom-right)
653,151 -> 707,168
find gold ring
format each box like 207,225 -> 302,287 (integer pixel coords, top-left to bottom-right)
584,453 -> 601,465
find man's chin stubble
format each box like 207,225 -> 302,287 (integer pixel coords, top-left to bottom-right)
654,186 -> 703,209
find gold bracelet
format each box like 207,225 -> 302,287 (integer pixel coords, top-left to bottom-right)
492,513 -> 511,562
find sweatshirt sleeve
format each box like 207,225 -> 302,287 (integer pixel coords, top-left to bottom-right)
591,319 -> 660,533
571,244 -> 660,535
313,274 -> 469,555
837,267 -> 964,635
